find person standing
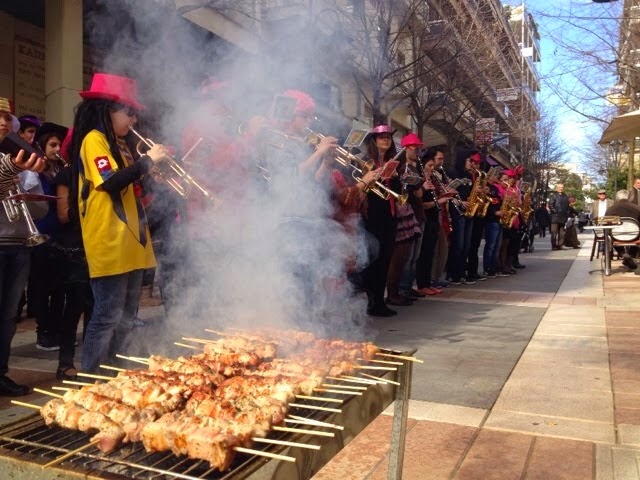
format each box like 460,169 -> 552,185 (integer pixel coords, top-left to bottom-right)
591,189 -> 613,221
68,73 -> 167,373
549,183 -> 570,250
465,152 -> 488,282
482,169 -> 504,277
431,146 -> 451,288
534,203 -> 550,238
628,178 -> 640,206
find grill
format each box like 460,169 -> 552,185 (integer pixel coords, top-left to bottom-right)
0,351 -> 414,480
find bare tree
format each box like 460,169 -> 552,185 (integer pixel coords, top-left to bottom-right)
532,113 -> 567,199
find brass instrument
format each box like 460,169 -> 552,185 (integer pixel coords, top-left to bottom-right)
129,127 -> 213,202
464,168 -> 485,218
304,129 -> 408,206
2,183 -> 49,247
499,186 -> 521,229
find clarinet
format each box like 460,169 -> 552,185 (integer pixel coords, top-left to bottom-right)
433,170 -> 464,215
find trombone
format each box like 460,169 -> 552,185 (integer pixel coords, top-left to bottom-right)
2,183 -> 49,247
304,129 -> 408,206
129,127 -> 213,202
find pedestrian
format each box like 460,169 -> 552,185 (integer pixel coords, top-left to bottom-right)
549,183 -> 570,250
591,189 -> 613,221
628,178 -> 640,206
534,203 -> 550,238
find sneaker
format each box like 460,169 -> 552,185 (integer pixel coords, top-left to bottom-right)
435,281 -> 450,288
496,271 -> 511,277
133,317 -> 149,328
461,277 -> 476,285
406,289 -> 427,298
483,271 -> 496,278
469,274 -> 487,281
36,336 -> 60,352
448,278 -> 462,285
416,287 -> 438,296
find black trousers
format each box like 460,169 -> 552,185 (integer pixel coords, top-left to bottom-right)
550,223 -> 565,248
58,282 -> 93,369
509,227 -> 523,265
467,217 -> 486,277
363,223 -> 397,311
416,218 -> 439,289
31,245 -> 64,339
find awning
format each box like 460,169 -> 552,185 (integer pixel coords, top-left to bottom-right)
599,109 -> 640,144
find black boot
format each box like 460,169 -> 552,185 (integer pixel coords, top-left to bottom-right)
0,376 -> 30,397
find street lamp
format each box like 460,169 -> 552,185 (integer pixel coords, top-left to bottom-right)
609,140 -> 621,194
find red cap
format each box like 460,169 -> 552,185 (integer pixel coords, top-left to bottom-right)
282,89 -> 316,115
504,169 -> 518,178
80,73 -> 145,110
400,132 -> 423,147
470,152 -> 482,164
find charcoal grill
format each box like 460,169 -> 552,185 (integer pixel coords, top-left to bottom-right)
0,352 -> 414,480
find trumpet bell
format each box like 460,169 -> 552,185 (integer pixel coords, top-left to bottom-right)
25,233 -> 50,247
397,193 -> 409,206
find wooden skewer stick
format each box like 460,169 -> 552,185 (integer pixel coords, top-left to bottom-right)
34,388 -> 64,399
234,447 -> 295,463
321,383 -> 367,391
63,380 -> 92,387
11,400 -> 41,410
353,365 -> 397,371
77,372 -> 112,381
42,439 -> 101,470
273,426 -> 334,437
288,415 -> 344,430
288,403 -> 341,413
284,418 -> 344,431
360,373 -> 401,386
375,352 -> 423,363
327,376 -> 375,385
174,342 -> 202,350
296,394 -> 343,404
51,386 -> 72,392
313,388 -> 362,396
115,354 -> 149,365
100,365 -> 126,372
252,437 -> 321,450
181,337 -> 216,345
204,328 -> 232,336
357,358 -> 403,366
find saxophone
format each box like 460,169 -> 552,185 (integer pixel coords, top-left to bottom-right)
464,167 -> 486,218
499,186 -> 521,228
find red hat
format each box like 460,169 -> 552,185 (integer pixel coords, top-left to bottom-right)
79,73 -> 145,111
504,169 -> 518,178
282,89 -> 316,116
400,132 -> 423,147
470,152 -> 482,164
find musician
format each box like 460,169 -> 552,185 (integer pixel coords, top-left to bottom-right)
18,115 -> 41,145
398,133 -> 427,298
496,170 -> 517,275
446,149 -> 475,285
51,130 -> 94,380
0,100 -> 48,396
68,73 -> 168,373
482,169 -> 505,278
361,124 -> 402,317
431,146 -> 451,288
30,123 -> 69,352
415,149 -> 450,295
465,152 -> 488,282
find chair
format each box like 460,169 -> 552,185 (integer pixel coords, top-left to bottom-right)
590,226 -> 605,261
610,217 -> 640,262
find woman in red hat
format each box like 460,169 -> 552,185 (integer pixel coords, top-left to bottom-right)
67,73 -> 169,373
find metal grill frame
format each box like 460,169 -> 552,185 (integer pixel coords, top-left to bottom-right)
0,354 -> 412,480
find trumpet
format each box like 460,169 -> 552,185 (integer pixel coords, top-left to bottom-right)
129,127 -> 213,202
2,183 -> 49,247
304,129 -> 408,206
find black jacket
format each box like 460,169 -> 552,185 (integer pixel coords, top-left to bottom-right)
549,192 -> 570,224
629,187 -> 640,207
534,207 -> 550,228
605,200 -> 640,223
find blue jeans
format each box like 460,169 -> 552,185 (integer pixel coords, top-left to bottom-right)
81,270 -> 143,372
0,246 -> 31,376
449,214 -> 474,281
399,221 -> 424,293
483,221 -> 503,273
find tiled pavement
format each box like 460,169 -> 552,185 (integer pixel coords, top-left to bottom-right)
314,237 -> 640,479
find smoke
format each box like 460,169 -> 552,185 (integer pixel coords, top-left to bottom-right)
83,0 -> 373,350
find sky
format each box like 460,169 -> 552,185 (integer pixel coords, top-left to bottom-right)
503,0 -> 624,173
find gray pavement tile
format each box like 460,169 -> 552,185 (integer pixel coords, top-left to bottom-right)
619,425 -> 640,446
507,362 -> 612,393
612,447 -> 640,479
596,444 -> 615,480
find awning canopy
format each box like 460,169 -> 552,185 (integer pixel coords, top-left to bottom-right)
599,109 -> 640,144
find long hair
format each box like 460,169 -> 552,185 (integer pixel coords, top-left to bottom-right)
364,134 -> 398,163
68,99 -> 127,222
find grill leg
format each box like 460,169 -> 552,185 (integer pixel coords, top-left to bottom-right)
386,358 -> 413,480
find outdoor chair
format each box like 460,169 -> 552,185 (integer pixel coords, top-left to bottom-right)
610,217 -> 640,263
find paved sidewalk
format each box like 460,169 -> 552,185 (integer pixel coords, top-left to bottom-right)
314,235 -> 640,480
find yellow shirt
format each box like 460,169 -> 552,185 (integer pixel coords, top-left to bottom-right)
78,129 -> 156,278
